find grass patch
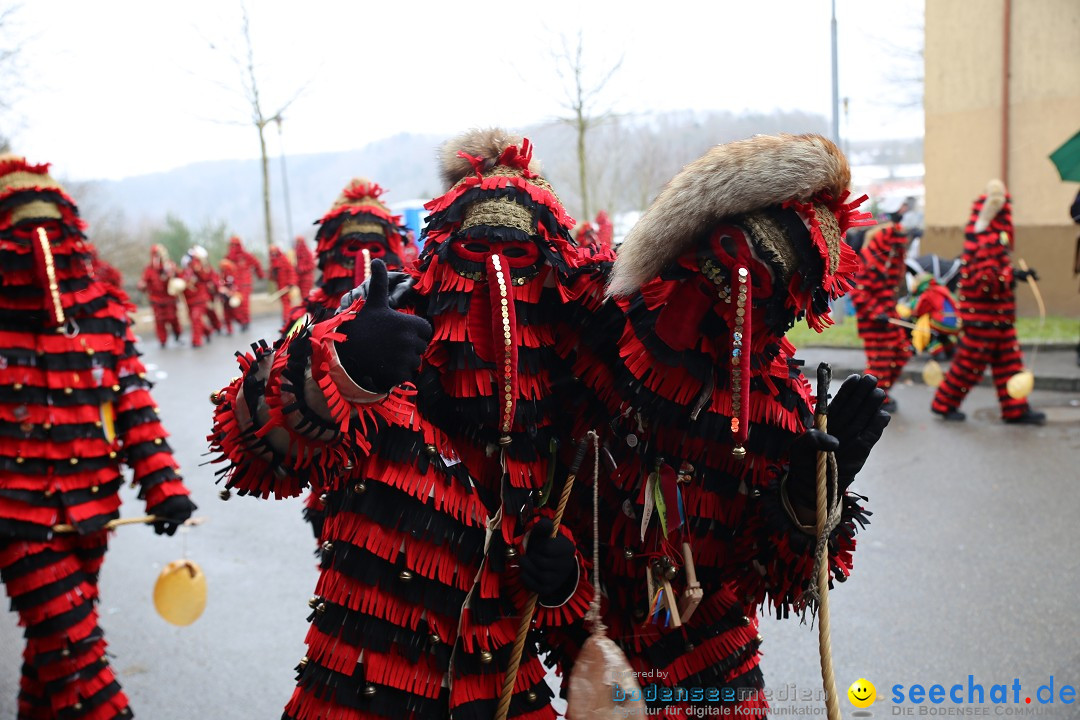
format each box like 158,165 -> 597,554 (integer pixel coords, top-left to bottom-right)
787,313 -> 1079,348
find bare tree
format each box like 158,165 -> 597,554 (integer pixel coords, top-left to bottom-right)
552,31 -> 622,220
203,3 -> 305,255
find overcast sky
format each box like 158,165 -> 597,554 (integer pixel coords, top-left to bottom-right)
3,0 -> 924,181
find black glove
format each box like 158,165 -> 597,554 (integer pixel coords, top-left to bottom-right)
786,374 -> 890,508
337,271 -> 416,313
333,260 -> 433,393
1014,267 -> 1039,282
822,374 -> 891,487
519,517 -> 578,606
874,313 -> 891,324
147,494 -> 197,536
785,429 -> 841,509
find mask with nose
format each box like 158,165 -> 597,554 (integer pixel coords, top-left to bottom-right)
0,156 -> 94,328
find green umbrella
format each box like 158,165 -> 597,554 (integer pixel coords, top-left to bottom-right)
1050,130 -> 1080,182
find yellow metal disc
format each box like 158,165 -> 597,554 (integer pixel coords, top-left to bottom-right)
895,302 -> 912,320
922,359 -> 944,388
1006,370 -> 1034,400
153,559 -> 207,626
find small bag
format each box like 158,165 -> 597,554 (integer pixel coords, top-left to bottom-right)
566,432 -> 646,720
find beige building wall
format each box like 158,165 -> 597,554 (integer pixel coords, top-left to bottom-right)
924,0 -> 1080,316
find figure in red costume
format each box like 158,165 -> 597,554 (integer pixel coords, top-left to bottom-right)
288,178 -> 411,539
0,155 -> 195,720
88,245 -> 123,293
549,134 -> 890,717
217,258 -> 243,336
208,130 -> 603,720
851,214 -> 912,412
138,244 -> 182,348
181,246 -> 217,348
931,180 -> 1045,424
293,236 -> 315,302
268,245 -> 298,324
224,235 -> 264,329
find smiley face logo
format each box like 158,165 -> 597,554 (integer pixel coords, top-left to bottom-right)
848,678 -> 876,709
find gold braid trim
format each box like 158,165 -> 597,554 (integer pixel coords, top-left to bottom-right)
340,219 -> 385,236
11,200 -> 63,224
461,196 -> 534,235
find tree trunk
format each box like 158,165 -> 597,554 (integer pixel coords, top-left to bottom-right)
258,121 -> 273,257
577,113 -> 589,220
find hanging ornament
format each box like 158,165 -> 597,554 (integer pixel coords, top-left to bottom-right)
153,559 -> 207,626
922,359 -> 944,388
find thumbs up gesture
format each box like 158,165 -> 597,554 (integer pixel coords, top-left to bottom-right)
333,259 -> 433,393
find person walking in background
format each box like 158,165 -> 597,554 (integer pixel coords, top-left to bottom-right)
293,235 -> 315,301
267,244 -> 298,324
88,244 -> 123,294
217,257 -> 242,336
931,180 -> 1045,424
138,244 -> 183,348
851,210 -> 912,412
224,235 -> 264,329
0,155 -> 195,720
181,246 -> 216,348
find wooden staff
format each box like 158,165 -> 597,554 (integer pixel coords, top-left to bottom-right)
814,364 -> 842,720
52,516 -> 206,534
494,438 -> 590,720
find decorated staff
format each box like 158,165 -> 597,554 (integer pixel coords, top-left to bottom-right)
550,134 -> 891,717
0,155 -> 195,719
931,180 -> 1046,424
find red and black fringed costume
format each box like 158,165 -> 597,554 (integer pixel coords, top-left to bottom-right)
294,236 -> 316,303
548,134 -> 876,717
137,245 -> 182,348
293,178 -> 410,538
0,157 -> 193,720
207,131 -> 601,720
217,258 -> 242,336
269,246 -> 298,324
181,249 -> 218,348
932,181 -> 1042,423
224,236 -> 264,329
88,247 -> 123,295
851,222 -> 912,405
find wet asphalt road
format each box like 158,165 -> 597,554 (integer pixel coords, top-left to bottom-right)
2,316 -> 1078,719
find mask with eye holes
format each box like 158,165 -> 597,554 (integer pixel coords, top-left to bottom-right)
0,156 -> 99,328
402,128 -> 601,443
313,178 -> 407,304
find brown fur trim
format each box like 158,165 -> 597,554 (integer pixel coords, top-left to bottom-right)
608,133 -> 850,297
438,128 -> 541,189
973,179 -> 1006,233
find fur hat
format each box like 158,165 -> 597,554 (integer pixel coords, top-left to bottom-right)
609,134 -> 856,297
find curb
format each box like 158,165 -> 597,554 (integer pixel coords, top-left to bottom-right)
825,365 -> 1080,394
